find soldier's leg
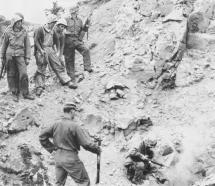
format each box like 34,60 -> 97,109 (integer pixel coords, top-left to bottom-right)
6,56 -> 19,95
46,49 -> 70,84
75,41 -> 92,72
55,164 -> 68,186
15,57 -> 34,100
62,160 -> 90,186
47,49 -> 77,89
34,53 -> 47,96
64,48 -> 76,81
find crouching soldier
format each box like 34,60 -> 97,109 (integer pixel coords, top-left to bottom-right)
39,103 -> 101,186
124,139 -> 167,184
0,13 -> 34,101
34,16 -> 77,97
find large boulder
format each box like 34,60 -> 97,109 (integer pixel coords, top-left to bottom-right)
7,108 -> 38,134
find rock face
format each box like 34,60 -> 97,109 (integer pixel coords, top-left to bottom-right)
7,108 -> 38,134
193,174 -> 215,186
116,116 -> 153,137
0,143 -> 50,186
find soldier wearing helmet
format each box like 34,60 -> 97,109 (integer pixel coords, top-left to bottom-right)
0,13 -> 34,101
63,5 -> 93,88
54,18 -> 68,66
34,15 -> 77,97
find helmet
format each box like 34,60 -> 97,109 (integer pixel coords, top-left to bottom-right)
12,13 -> 23,24
46,14 -> 57,24
63,102 -> 80,113
69,6 -> 79,14
56,18 -> 67,27
145,139 -> 157,147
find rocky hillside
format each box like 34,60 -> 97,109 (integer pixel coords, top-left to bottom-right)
1,0 -> 215,185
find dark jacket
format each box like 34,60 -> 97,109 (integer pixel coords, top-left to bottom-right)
34,26 -> 58,55
1,26 -> 31,59
65,16 -> 87,39
39,118 -> 100,154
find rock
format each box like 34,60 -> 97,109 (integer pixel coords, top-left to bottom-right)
116,116 -> 153,137
7,108 -> 38,134
0,142 -> 6,148
109,90 -> 118,100
187,33 -> 215,50
162,8 -> 184,23
116,89 -> 125,98
159,144 -> 174,156
188,11 -> 210,33
193,174 -> 215,186
105,80 -> 128,92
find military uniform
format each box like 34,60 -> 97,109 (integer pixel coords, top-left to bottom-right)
34,25 -> 71,92
124,141 -> 155,184
64,16 -> 91,81
39,117 -> 100,186
53,26 -> 66,67
1,18 -> 31,98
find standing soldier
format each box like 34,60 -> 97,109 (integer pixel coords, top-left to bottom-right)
64,6 -> 93,87
39,103 -> 101,186
53,19 -> 67,67
34,16 -> 77,97
0,13 -> 34,101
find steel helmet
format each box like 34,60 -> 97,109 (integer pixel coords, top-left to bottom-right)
46,14 -> 57,24
69,6 -> 79,14
12,14 -> 23,24
56,18 -> 67,27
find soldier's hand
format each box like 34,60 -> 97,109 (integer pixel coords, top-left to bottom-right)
25,59 -> 30,66
40,49 -> 46,56
141,154 -> 148,160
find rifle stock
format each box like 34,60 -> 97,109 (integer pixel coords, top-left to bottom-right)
95,139 -> 101,184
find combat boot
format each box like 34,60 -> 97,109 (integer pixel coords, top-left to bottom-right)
84,68 -> 93,73
23,93 -> 35,100
36,87 -> 43,97
67,81 -> 77,89
12,91 -> 19,102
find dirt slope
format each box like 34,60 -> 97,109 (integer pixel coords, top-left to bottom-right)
1,0 -> 215,185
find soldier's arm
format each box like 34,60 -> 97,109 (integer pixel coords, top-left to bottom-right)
39,125 -> 57,153
59,33 -> 65,56
53,30 -> 59,53
24,32 -> 31,60
34,27 -> 44,53
75,125 -> 100,154
0,32 -> 9,59
79,19 -> 87,41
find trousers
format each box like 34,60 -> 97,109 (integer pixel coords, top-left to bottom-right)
34,47 -> 71,89
54,149 -> 90,186
64,37 -> 91,81
6,56 -> 29,96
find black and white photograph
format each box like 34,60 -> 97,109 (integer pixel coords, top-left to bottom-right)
0,0 -> 214,185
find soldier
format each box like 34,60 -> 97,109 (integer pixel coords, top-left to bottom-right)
34,16 -> 77,97
0,13 -> 34,101
124,140 -> 156,184
64,6 -> 92,87
39,103 -> 101,186
53,18 -> 67,67
125,139 -> 168,184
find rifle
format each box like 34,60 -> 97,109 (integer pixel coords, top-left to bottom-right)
129,154 -> 167,168
148,159 -> 166,168
81,10 -> 94,40
95,137 -> 102,184
0,58 -> 6,80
